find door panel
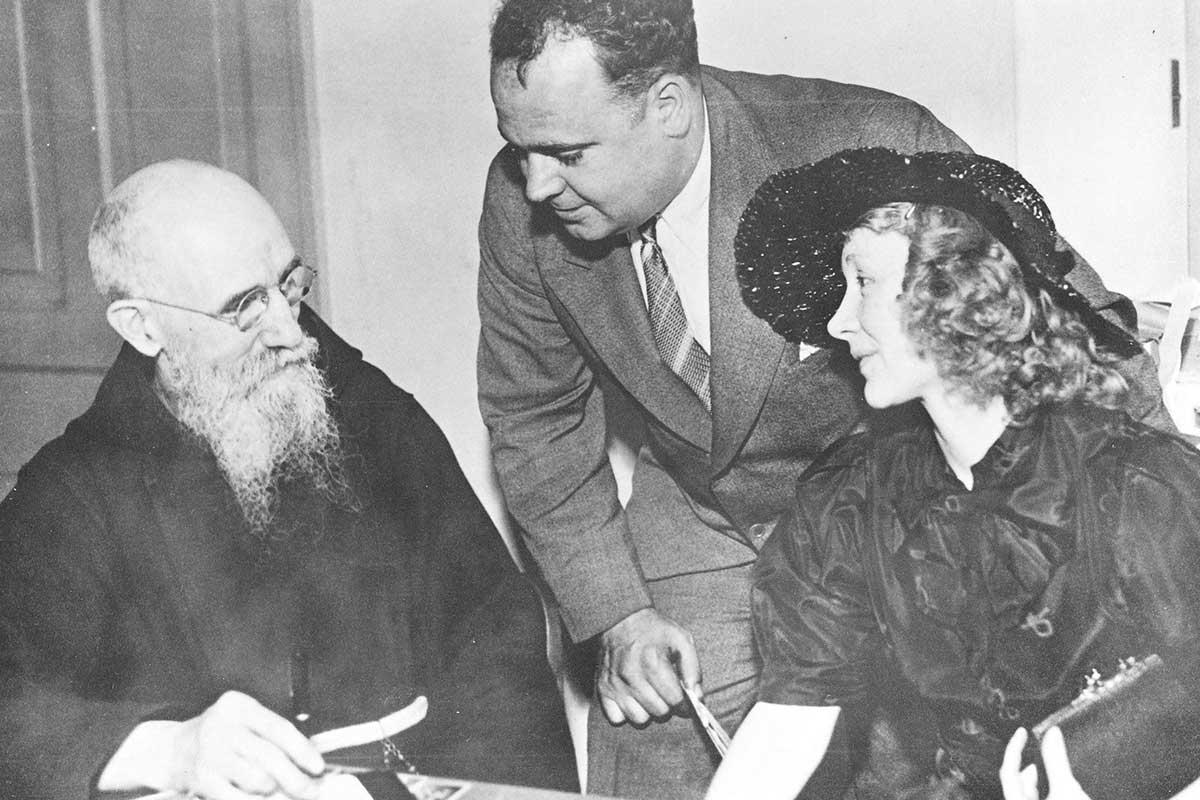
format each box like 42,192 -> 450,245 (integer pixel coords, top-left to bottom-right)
1,0 -> 314,493
1,0 -> 109,368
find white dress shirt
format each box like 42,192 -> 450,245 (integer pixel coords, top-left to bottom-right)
629,107 -> 818,363
630,106 -> 712,354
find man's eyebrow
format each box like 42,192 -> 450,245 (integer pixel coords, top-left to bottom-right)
216,257 -> 301,314
217,287 -> 256,316
502,136 -> 596,156
530,141 -> 595,155
277,256 -> 301,283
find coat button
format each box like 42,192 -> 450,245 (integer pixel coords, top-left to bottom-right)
958,717 -> 984,736
748,522 -> 769,546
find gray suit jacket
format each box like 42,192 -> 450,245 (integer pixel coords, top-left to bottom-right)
477,66 -> 1156,642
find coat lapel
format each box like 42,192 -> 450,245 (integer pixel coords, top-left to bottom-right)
543,234 -> 712,449
704,72 -> 789,474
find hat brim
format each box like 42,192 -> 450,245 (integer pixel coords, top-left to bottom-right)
735,147 -> 1141,358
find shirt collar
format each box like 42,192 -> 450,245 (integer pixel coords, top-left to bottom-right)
886,408 -> 1078,559
653,102 -> 711,240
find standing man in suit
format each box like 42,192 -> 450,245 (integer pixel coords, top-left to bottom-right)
477,2 -> 1164,798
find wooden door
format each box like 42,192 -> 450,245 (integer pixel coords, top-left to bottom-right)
1,0 -> 315,494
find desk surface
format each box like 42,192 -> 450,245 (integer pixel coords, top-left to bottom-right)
447,781 -> 606,799
130,776 -> 616,800
401,774 -> 617,800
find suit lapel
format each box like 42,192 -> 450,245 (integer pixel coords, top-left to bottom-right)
543,235 -> 712,449
704,71 -> 789,474
539,69 -> 796,459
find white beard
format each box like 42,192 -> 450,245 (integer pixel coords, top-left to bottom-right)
159,334 -> 348,535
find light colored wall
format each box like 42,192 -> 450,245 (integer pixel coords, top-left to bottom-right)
694,1 -> 1017,163
309,3 -> 1200,527
1013,0 -> 1188,302
304,1 -> 1187,526
303,1 -> 1026,529
305,0 -> 505,522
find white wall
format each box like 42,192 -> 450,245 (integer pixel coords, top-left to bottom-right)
305,0 -> 506,523
695,1 -> 1018,163
1013,0 -> 1188,302
302,1 -> 1186,527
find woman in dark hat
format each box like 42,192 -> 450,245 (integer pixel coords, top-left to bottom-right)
705,148 -> 1200,800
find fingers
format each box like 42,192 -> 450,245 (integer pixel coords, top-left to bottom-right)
234,732 -> 322,799
176,691 -> 324,800
1001,726 -> 1027,774
188,774 -> 322,800
998,726 -> 1087,800
1039,726 -> 1084,793
1019,764 -> 1039,800
192,750 -> 319,800
241,698 -> 325,777
596,609 -> 699,725
674,636 -> 703,695
599,693 -> 629,725
596,643 -> 672,724
1000,727 -> 1033,800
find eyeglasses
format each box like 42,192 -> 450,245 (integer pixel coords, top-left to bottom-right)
138,261 -> 317,332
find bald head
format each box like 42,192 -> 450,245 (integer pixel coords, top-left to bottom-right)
88,160 -> 292,302
90,162 -> 335,536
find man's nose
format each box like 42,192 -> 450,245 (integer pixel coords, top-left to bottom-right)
522,153 -> 565,203
258,289 -> 305,350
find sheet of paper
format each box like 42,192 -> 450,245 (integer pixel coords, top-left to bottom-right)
320,773 -> 375,800
400,774 -> 472,800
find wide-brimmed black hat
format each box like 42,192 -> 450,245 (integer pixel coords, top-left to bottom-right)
734,147 -> 1141,357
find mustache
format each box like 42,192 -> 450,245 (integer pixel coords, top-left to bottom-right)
228,337 -> 320,398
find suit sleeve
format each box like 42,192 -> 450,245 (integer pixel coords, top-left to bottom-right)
857,97 -> 1169,430
754,477 -> 880,710
476,153 -> 652,641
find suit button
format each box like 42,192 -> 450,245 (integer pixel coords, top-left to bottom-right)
748,523 -> 769,546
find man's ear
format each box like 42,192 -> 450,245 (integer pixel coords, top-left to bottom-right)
106,299 -> 165,358
648,73 -> 695,139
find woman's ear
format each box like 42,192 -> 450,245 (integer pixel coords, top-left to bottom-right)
106,299 -> 165,357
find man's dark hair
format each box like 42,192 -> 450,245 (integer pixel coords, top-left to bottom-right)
490,0 -> 699,99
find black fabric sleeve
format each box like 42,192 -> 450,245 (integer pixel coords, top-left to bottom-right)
1110,448 -> 1200,651
345,372 -> 577,790
0,456 -> 174,800
753,473 -> 883,710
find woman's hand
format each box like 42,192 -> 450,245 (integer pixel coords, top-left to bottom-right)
1000,726 -> 1091,800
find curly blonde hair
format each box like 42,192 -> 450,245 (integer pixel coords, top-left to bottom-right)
852,203 -> 1127,419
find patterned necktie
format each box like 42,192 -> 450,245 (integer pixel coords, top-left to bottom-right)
640,218 -> 711,410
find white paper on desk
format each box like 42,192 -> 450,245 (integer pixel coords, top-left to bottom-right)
320,773 -> 375,800
400,775 -> 472,800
